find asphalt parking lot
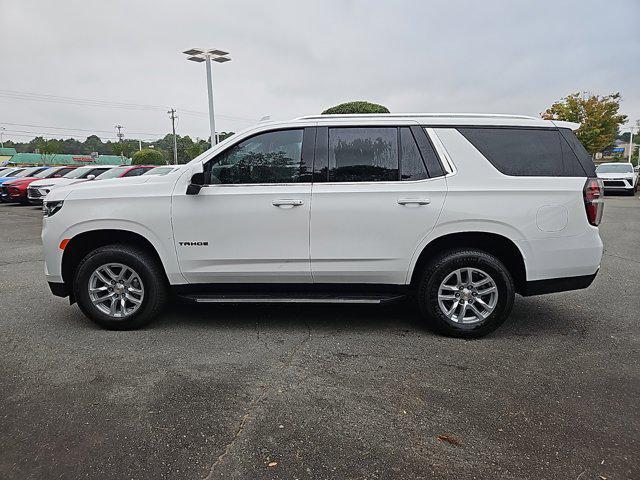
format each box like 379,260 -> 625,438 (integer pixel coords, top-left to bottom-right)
0,196 -> 638,480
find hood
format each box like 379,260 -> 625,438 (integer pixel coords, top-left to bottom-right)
30,176 -> 82,188
596,172 -> 635,179
47,174 -> 154,201
2,177 -> 38,187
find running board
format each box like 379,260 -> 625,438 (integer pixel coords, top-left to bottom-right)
178,293 -> 406,304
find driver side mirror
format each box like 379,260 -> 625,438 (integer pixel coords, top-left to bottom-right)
86,174 -> 96,181
186,172 -> 204,195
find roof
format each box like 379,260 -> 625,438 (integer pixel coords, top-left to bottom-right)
0,147 -> 17,156
294,113 -> 580,130
7,153 -> 131,165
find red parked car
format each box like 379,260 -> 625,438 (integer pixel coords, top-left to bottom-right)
1,166 -> 78,205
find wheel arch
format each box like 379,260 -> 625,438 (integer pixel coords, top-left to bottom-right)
409,231 -> 527,294
61,229 -> 170,301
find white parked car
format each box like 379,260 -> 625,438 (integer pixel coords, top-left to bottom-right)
42,113 -> 604,338
142,165 -> 182,176
28,165 -> 118,204
596,162 -> 638,195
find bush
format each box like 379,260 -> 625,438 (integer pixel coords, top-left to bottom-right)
322,101 -> 390,115
132,148 -> 166,165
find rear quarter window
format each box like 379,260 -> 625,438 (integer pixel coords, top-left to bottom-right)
458,127 -> 588,177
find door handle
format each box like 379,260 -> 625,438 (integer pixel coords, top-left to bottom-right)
397,198 -> 431,205
272,199 -> 304,207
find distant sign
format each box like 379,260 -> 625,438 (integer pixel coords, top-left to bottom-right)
612,147 -> 625,153
72,156 -> 93,162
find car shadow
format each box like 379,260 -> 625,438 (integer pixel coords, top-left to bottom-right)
137,293 -> 589,339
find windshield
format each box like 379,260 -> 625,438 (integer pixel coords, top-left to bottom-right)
143,166 -> 176,176
34,168 -> 55,178
15,167 -> 44,178
95,167 -> 128,180
63,167 -> 94,179
596,164 -> 634,174
6,168 -> 25,177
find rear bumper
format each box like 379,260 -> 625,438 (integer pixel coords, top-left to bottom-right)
520,271 -> 598,296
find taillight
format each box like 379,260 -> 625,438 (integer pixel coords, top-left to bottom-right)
584,178 -> 604,226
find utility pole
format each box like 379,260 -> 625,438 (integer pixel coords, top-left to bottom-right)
138,139 -> 142,151
168,108 -> 178,165
115,124 -> 124,142
0,127 -> 4,148
114,124 -> 124,161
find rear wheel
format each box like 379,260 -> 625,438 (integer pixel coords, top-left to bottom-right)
73,244 -> 168,330
417,249 -> 515,338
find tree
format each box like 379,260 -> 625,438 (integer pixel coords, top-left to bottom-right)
35,138 -> 62,164
185,142 -> 205,161
112,142 -> 135,159
132,148 -> 166,165
541,92 -> 627,156
322,101 -> 390,115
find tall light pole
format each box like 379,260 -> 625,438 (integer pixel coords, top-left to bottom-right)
0,127 -> 4,148
627,121 -> 639,166
183,48 -> 231,147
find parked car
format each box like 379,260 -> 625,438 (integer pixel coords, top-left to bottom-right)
142,165 -> 182,176
42,113 -> 604,338
1,166 -> 78,204
0,167 -> 49,200
0,167 -> 26,185
596,162 -> 638,195
93,165 -> 155,180
28,165 -> 117,205
0,167 -> 34,187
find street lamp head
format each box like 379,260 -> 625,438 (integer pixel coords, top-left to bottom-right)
208,49 -> 229,56
183,48 -> 205,56
183,48 -> 231,62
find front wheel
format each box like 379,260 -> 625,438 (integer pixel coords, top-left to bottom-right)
417,249 -> 515,338
73,244 -> 168,330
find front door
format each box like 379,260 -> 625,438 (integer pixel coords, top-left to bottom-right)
172,128 -> 314,283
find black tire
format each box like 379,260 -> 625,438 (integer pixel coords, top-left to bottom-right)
73,244 -> 168,330
417,248 -> 515,338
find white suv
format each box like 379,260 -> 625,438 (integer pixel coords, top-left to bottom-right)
41,114 -> 604,337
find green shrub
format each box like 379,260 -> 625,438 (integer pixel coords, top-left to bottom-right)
132,148 -> 166,165
322,101 -> 390,115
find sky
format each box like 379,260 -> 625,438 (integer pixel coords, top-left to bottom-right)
1,0 -> 639,143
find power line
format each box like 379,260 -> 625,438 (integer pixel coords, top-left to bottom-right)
0,121 -> 166,137
0,89 -> 255,122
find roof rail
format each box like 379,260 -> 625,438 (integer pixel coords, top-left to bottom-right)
297,113 -> 541,121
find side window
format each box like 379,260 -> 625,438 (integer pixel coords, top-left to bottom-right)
458,127 -> 582,177
208,129 -> 307,184
124,168 -> 146,177
85,168 -> 107,178
54,168 -> 74,177
328,127 -> 398,182
400,127 -> 428,181
559,128 -> 594,176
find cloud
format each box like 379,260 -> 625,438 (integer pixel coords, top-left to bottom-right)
1,0 -> 638,141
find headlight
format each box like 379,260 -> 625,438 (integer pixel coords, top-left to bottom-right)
43,200 -> 64,217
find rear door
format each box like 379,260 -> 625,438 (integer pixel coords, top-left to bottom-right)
310,125 -> 447,284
